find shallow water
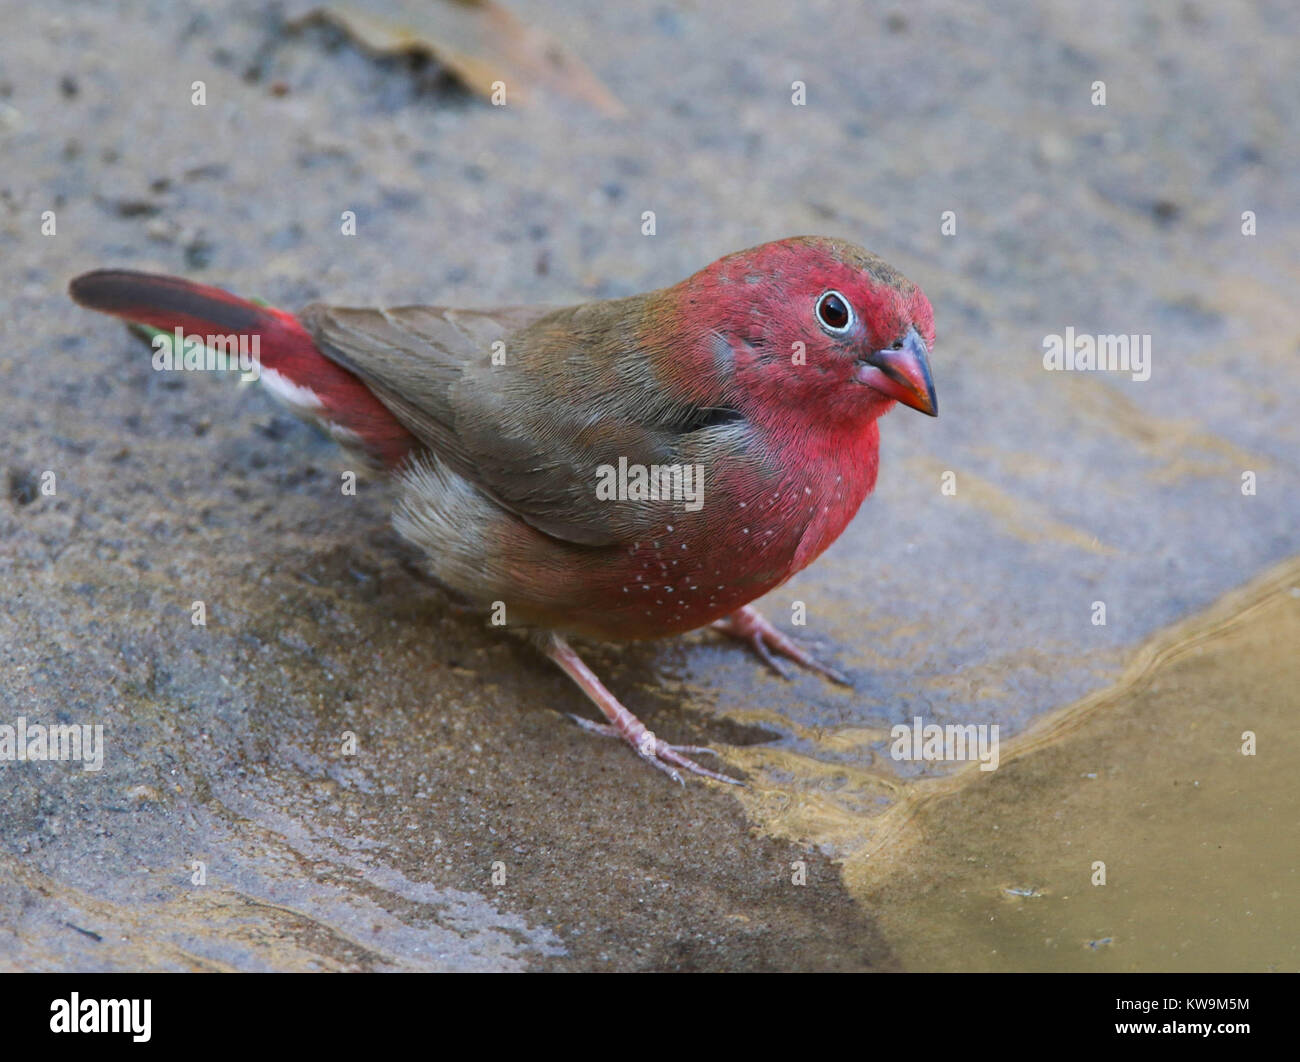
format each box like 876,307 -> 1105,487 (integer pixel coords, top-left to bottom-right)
730,558 -> 1300,971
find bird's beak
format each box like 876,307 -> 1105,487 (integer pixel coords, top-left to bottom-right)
855,327 -> 938,416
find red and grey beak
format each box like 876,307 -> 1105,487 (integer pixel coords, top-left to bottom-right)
855,327 -> 938,416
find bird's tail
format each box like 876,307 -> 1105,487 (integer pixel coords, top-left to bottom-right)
68,269 -> 417,468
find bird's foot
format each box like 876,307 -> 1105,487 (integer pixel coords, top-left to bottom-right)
712,604 -> 851,686
544,635 -> 742,786
567,715 -> 735,785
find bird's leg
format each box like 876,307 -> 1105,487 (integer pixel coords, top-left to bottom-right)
712,604 -> 851,686
542,633 -> 741,786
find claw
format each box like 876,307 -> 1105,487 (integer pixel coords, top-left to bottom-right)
634,730 -> 740,785
568,713 -> 619,737
713,605 -> 852,686
747,632 -> 793,680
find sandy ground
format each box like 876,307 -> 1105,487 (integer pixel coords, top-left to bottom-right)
1,0 -> 1297,970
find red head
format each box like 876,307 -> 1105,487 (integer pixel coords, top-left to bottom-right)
659,236 -> 937,433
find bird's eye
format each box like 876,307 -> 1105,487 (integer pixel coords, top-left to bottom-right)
889,338 -> 905,350
815,290 -> 853,333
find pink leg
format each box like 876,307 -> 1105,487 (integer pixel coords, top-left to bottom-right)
544,634 -> 741,786
712,605 -> 851,686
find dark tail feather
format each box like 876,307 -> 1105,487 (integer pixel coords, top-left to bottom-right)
69,269 -> 417,468
69,269 -> 268,337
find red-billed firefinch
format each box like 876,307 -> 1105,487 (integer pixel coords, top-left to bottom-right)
69,237 -> 937,784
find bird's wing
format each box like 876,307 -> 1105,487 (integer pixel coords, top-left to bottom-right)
300,301 -> 750,546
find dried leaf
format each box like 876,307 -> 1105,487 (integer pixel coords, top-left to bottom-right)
296,0 -> 624,116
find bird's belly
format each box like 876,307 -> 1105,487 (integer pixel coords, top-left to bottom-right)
569,529 -> 801,639
400,425 -> 878,642
510,472 -> 868,640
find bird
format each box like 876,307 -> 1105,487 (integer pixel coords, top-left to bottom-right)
68,236 -> 937,785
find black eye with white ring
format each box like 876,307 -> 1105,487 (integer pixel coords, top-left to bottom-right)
816,290 -> 853,333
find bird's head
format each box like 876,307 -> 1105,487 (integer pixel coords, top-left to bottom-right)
672,236 -> 937,430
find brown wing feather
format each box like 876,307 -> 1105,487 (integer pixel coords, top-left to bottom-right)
300,300 -> 751,547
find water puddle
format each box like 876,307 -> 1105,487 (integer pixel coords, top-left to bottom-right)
729,557 -> 1300,970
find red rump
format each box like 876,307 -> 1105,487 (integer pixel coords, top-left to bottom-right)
68,270 -> 417,467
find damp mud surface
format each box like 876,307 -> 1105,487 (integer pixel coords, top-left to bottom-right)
1,1 -> 1297,969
